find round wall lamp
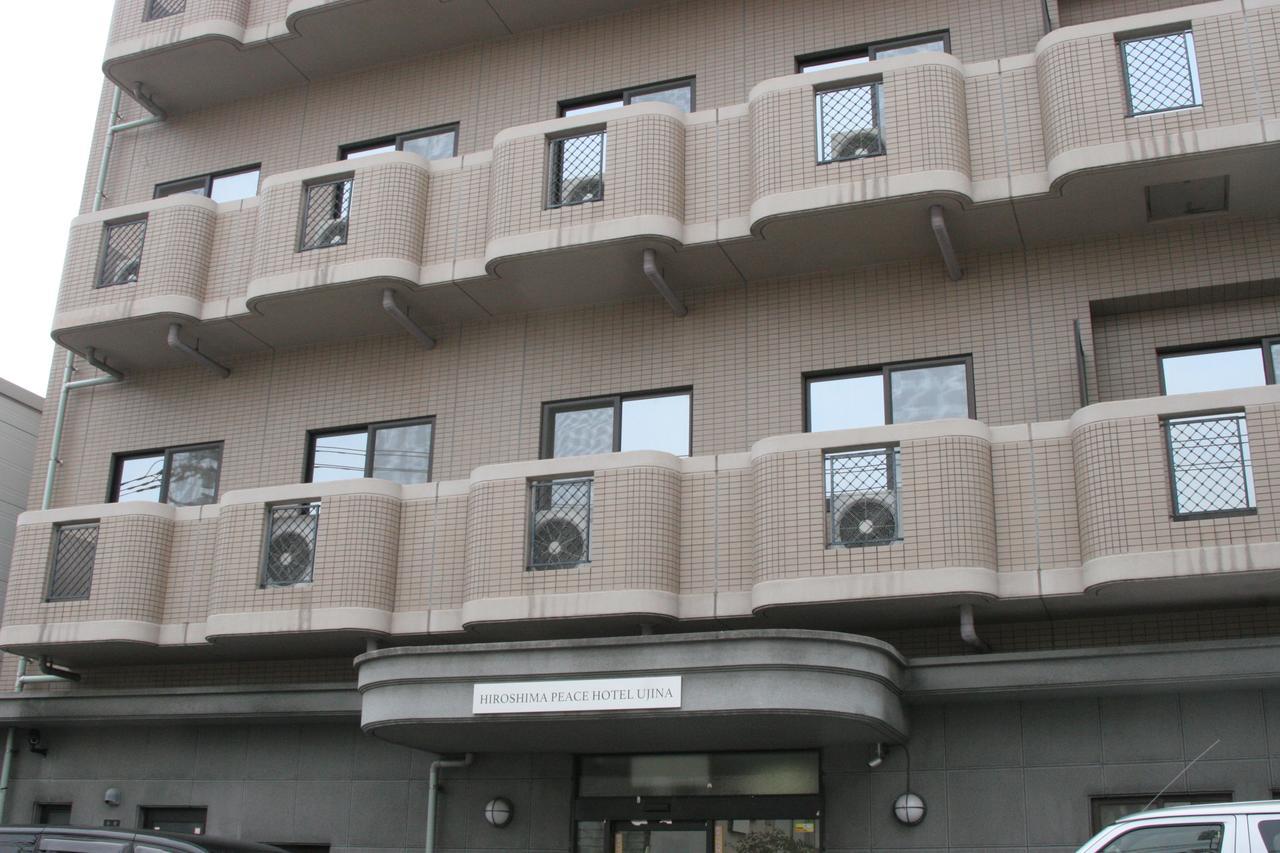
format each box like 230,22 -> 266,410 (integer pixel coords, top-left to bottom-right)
892,792 -> 926,826
483,798 -> 513,828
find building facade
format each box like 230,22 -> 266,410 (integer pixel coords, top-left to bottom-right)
1,0 -> 1279,850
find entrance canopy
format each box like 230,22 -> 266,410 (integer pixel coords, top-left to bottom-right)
355,629 -> 907,752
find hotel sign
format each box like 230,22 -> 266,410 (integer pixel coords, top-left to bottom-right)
472,675 -> 682,715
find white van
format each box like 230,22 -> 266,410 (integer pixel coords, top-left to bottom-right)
1075,801 -> 1280,852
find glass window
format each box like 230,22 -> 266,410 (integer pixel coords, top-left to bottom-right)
543,391 -> 692,458
1121,29 -> 1201,116
341,125 -> 458,161
806,358 -> 972,431
560,79 -> 694,117
717,820 -> 819,853
621,394 -> 690,456
140,806 -> 207,835
816,82 -> 884,162
155,167 -> 259,202
1257,820 -> 1280,853
549,131 -> 606,207
112,444 -> 222,506
888,361 -> 971,423
1160,345 -> 1267,395
799,31 -> 949,72
1166,412 -> 1254,517
1091,795 -> 1233,833
308,419 -> 434,484
1100,824 -> 1222,853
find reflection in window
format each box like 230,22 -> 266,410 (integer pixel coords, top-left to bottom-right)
718,820 -> 820,853
308,420 -> 434,484
806,358 -> 972,431
1091,794 -> 1233,833
1121,29 -> 1201,116
1100,824 -> 1222,853
578,751 -> 819,797
543,391 -> 691,458
341,125 -> 459,161
113,444 -> 222,506
1160,345 -> 1268,395
560,79 -> 694,117
155,166 -> 259,203
798,31 -> 949,72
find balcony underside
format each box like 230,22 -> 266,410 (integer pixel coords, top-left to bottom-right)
55,141 -> 1280,375
104,0 -> 668,116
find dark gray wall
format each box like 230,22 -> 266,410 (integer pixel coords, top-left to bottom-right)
7,687 -> 1280,852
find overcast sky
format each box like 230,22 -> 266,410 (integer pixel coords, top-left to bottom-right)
0,3 -> 114,397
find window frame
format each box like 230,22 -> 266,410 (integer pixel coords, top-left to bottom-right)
46,521 -> 99,603
1118,25 -> 1201,117
803,355 -> 975,432
814,78 -> 886,164
305,416 -> 436,484
1162,408 -> 1256,520
96,215 -> 148,289
339,123 -> 460,161
796,30 -> 951,73
138,806 -> 208,836
153,164 -> 261,202
547,127 -> 608,208
34,803 -> 72,826
108,442 -> 224,506
540,388 -> 693,459
558,77 -> 696,118
1156,337 -> 1279,395
297,175 -> 354,252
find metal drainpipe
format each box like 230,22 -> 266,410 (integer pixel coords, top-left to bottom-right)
425,753 -> 473,853
95,87 -> 164,213
42,351 -> 122,510
959,604 -> 990,653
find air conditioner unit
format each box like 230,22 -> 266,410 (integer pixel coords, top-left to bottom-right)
561,175 -> 602,204
312,216 -> 348,246
263,527 -> 314,586
530,514 -> 588,565
830,128 -> 881,160
832,492 -> 897,546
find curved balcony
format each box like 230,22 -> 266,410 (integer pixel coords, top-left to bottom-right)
461,451 -> 683,629
103,0 -> 667,115
750,419 -> 998,613
1070,385 -> 1280,593
0,503 -> 174,657
204,479 -> 403,644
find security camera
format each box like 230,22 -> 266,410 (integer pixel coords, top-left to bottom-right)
27,729 -> 47,756
867,743 -> 886,768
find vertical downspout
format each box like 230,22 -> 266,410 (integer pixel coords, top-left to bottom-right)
425,754 -> 473,853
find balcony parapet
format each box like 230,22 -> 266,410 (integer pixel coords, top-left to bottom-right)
1069,384 -> 1280,589
1035,0 -> 1280,188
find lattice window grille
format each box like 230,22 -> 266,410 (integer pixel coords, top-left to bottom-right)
528,477 -> 593,568
97,218 -> 147,288
144,0 -> 186,21
1121,29 -> 1201,115
261,501 -> 321,587
1166,413 -> 1254,516
548,132 -> 605,207
47,523 -> 99,601
825,447 -> 901,547
299,178 -> 353,251
816,82 -> 885,163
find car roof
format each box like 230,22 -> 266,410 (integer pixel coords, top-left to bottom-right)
1117,800 -> 1280,821
0,826 -> 285,852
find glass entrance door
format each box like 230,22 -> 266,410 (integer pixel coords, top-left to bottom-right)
613,821 -> 709,853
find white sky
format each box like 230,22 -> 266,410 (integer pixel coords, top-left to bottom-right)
0,3 -> 114,397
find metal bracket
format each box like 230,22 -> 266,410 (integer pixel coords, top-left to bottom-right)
382,289 -> 436,349
642,249 -> 688,317
929,205 -> 964,282
167,323 -> 230,378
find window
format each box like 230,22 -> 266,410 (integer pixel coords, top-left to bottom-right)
825,446 -> 900,547
541,391 -> 691,458
1090,794 -> 1232,833
97,217 -> 147,288
816,82 -> 884,162
340,125 -> 459,161
798,32 -> 949,72
111,443 -> 223,506
47,522 -> 98,602
548,130 -> 606,207
559,79 -> 694,117
528,477 -> 593,569
140,807 -> 207,835
299,177 -> 353,250
1120,28 -> 1201,116
806,358 -> 973,432
143,0 -> 185,21
262,502 -> 320,587
1159,339 -> 1277,395
155,166 -> 260,203
1165,412 -> 1254,517
35,804 -> 71,826
307,419 -> 434,485
1100,824 -> 1222,853
1258,819 -> 1280,853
